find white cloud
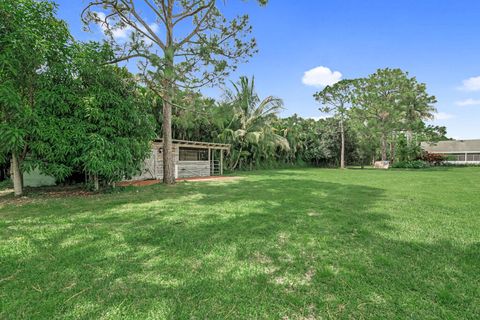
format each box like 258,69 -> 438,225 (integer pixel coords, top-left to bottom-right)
459,76 -> 480,91
149,23 -> 159,33
433,112 -> 455,120
112,26 -> 133,39
302,66 -> 342,87
455,98 -> 480,107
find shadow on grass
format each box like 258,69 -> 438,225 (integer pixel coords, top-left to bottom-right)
1,175 -> 479,319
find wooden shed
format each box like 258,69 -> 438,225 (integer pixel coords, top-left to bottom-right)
130,139 -> 231,181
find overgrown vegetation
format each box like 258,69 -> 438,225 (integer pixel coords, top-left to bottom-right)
1,0 -> 451,195
1,168 -> 479,318
0,0 -> 155,195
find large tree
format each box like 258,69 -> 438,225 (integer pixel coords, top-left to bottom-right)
352,69 -> 436,162
30,42 -> 156,190
314,79 -> 355,169
401,77 -> 437,145
82,0 -> 265,184
221,76 -> 289,170
0,0 -> 70,196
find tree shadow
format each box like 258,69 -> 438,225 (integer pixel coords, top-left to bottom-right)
1,176 -> 478,318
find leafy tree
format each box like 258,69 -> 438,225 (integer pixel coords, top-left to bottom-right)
314,79 -> 355,168
82,0 -> 265,184
348,111 -> 379,167
30,42 -> 156,190
421,125 -> 448,142
221,77 -> 289,170
352,68 -> 436,162
0,0 -> 70,196
352,69 -> 406,161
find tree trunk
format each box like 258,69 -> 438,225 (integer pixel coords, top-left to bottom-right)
231,145 -> 243,171
340,119 -> 345,169
162,98 -> 175,184
93,174 -> 99,191
11,152 -> 23,196
162,45 -> 176,184
390,141 -> 396,163
380,132 -> 387,161
406,130 -> 413,146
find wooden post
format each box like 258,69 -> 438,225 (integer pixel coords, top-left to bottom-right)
211,149 -> 215,176
220,150 -> 224,176
208,148 -> 211,175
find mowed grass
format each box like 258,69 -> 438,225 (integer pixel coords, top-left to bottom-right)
1,168 -> 479,319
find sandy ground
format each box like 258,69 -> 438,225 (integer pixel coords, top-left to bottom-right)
117,176 -> 242,187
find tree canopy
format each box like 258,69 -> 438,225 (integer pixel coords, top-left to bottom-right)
82,0 -> 265,184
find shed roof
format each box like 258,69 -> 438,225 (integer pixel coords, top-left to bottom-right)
154,138 -> 230,150
421,139 -> 480,153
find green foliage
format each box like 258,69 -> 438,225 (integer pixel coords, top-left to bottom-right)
0,0 -> 69,156
0,0 -> 155,188
314,79 -> 355,116
83,0 -> 259,90
30,42 -> 156,184
219,77 -> 289,170
396,133 -> 422,162
352,68 -> 437,161
391,160 -> 430,169
0,0 -> 72,194
0,179 -> 12,190
152,76 -> 366,170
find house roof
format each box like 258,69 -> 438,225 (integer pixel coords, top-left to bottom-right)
421,139 -> 480,153
154,138 -> 231,150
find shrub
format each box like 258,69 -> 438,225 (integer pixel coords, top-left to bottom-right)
420,152 -> 446,165
391,160 -> 430,169
0,179 -> 13,190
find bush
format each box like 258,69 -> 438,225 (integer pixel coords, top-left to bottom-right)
420,152 -> 446,165
391,160 -> 430,169
0,179 -> 13,190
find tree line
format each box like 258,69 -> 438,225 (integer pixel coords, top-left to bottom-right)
1,0 -> 448,196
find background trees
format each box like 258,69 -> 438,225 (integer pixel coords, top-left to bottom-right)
0,0 -> 70,196
0,1 -> 448,194
1,1 -> 155,194
82,0 -> 264,184
314,79 -> 355,169
220,77 -> 288,170
30,43 -> 156,190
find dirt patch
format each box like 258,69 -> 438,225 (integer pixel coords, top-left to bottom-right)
177,176 -> 242,182
117,180 -> 162,187
0,185 -> 94,207
118,176 -> 242,187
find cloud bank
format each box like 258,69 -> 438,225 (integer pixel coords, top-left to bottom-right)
455,98 -> 480,107
459,76 -> 480,91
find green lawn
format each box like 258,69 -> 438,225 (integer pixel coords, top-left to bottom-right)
1,168 -> 479,319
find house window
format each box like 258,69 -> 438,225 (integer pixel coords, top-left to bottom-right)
179,148 -> 208,161
467,153 -> 480,161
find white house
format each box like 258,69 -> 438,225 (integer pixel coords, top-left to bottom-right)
421,139 -> 480,164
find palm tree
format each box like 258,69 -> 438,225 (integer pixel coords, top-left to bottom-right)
221,76 -> 289,170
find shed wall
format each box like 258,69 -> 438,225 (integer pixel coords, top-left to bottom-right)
129,142 -> 211,181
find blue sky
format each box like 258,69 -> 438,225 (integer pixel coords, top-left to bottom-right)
57,0 -> 480,139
